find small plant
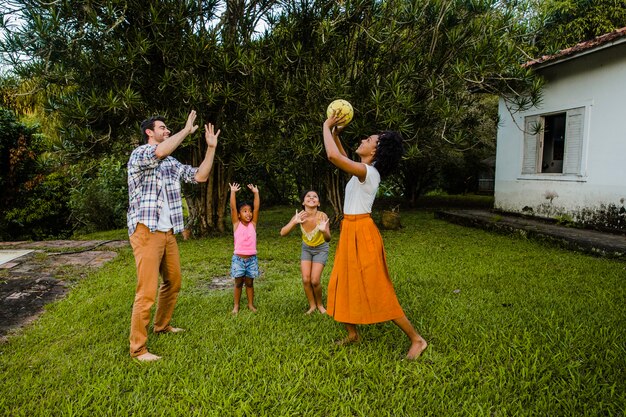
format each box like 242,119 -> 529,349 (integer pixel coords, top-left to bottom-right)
555,213 -> 574,226
381,205 -> 401,230
425,188 -> 449,197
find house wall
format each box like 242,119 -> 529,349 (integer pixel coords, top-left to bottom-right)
495,42 -> 626,225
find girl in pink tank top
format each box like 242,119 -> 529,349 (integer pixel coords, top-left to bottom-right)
229,182 -> 260,314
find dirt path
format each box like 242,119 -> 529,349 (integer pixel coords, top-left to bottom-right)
0,240 -> 128,342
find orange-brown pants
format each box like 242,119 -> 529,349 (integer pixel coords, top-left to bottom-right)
129,223 -> 182,357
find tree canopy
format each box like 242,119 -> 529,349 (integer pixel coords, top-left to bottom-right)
528,0 -> 626,54
0,0 -> 544,237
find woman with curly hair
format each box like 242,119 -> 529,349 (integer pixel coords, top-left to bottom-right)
322,113 -> 428,360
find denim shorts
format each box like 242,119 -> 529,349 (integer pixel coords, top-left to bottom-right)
231,254 -> 259,279
301,242 -> 329,265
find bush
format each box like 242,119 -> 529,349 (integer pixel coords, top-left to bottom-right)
68,157 -> 128,234
4,171 -> 73,239
0,107 -> 75,239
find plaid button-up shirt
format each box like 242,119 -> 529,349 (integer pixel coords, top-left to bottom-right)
127,144 -> 198,236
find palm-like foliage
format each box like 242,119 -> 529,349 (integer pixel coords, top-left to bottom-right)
1,0 -> 541,235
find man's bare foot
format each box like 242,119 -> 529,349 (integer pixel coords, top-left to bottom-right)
135,352 -> 161,362
406,338 -> 428,360
232,306 -> 239,314
335,335 -> 359,346
168,327 -> 184,333
317,305 -> 327,314
305,307 -> 316,315
248,304 -> 257,313
156,326 -> 184,334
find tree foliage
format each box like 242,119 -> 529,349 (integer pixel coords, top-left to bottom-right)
68,156 -> 128,234
1,0 -> 542,236
0,106 -> 73,239
264,0 -> 541,205
519,0 -> 626,54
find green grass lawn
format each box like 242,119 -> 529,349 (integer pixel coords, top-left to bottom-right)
1,207 -> 624,416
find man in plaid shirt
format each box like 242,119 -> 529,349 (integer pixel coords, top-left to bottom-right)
127,110 -> 219,361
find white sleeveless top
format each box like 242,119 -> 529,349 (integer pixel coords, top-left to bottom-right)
343,164 -> 380,215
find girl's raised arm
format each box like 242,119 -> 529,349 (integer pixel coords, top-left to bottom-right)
318,213 -> 331,242
280,210 -> 305,236
229,183 -> 240,226
248,184 -> 260,225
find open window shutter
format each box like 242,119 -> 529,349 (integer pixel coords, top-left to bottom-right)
563,107 -> 584,175
522,115 -> 540,174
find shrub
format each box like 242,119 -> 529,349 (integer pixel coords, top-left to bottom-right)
4,171 -> 73,239
0,107 -> 74,239
68,157 -> 128,234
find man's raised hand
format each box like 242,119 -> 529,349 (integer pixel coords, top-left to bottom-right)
185,110 -> 199,135
205,123 -> 220,148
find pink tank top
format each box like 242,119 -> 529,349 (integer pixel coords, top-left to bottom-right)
233,222 -> 257,256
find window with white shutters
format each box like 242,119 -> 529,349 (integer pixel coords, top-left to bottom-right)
521,107 -> 585,176
563,107 -> 584,175
522,116 -> 540,174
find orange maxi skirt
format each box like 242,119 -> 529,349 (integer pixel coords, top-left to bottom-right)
326,214 -> 404,324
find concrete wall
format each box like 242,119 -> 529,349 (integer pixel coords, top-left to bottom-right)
495,42 -> 626,225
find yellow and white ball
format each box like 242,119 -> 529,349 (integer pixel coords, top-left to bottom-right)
326,99 -> 354,126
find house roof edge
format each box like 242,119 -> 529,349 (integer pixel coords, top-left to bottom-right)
524,27 -> 626,70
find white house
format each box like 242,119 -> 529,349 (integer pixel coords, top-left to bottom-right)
494,27 -> 626,228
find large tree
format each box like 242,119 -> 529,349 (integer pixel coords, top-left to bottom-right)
1,0 -> 281,234
1,0 -> 542,235
264,0 -> 541,207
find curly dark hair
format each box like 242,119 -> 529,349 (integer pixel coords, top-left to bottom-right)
372,131 -> 404,178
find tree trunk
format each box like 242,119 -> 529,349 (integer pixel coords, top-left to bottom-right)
184,157 -> 231,237
214,162 -> 232,234
325,170 -> 344,226
194,161 -> 231,235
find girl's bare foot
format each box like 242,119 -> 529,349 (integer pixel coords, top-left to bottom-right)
248,304 -> 257,313
406,338 -> 428,360
305,307 -> 316,315
317,305 -> 327,314
232,306 -> 239,314
335,335 -> 359,346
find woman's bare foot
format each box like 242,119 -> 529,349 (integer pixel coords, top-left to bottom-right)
406,337 -> 428,360
317,305 -> 327,314
135,352 -> 161,362
232,306 -> 239,314
305,307 -> 316,315
248,304 -> 257,313
335,335 -> 359,346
